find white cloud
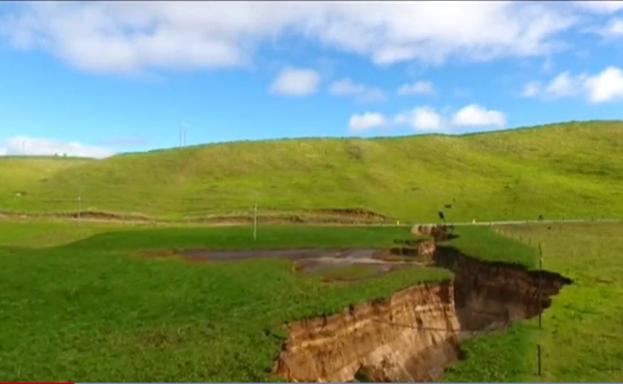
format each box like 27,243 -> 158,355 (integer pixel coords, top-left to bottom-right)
451,104 -> 507,128
521,66 -> 623,103
348,112 -> 388,132
0,136 -> 113,158
329,78 -> 365,95
521,71 -> 583,99
596,18 -> 623,38
397,81 -> 436,96
521,81 -> 541,97
544,71 -> 581,97
269,67 -> 320,97
355,103 -> 506,133
306,2 -> 575,66
584,66 -> 623,103
574,1 -> 623,14
329,78 -> 386,102
394,107 -> 444,131
0,2 -> 578,74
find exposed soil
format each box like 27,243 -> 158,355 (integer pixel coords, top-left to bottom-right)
274,282 -> 461,382
309,208 -> 387,222
412,224 -> 457,241
173,235 -> 572,381
273,244 -> 571,382
0,210 -> 154,223
435,246 -> 572,332
190,209 -> 389,225
0,209 -> 390,226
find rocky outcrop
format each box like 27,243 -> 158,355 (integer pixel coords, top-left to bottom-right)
273,282 -> 461,382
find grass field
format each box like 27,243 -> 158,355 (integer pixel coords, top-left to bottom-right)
445,223 -> 623,381
1,221 -> 621,381
0,222 -> 450,382
446,226 -> 538,268
1,121 -> 622,222
1,119 -> 622,381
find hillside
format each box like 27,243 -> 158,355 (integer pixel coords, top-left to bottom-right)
1,121 -> 622,222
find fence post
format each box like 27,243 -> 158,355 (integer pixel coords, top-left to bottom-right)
537,344 -> 542,376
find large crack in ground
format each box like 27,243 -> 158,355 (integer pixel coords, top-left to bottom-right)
436,246 -> 572,333
273,245 -> 571,382
178,240 -> 571,382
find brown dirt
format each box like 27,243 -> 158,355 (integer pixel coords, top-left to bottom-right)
412,224 -> 456,241
272,247 -> 571,382
435,246 -> 572,331
309,208 -> 387,221
274,282 -> 461,382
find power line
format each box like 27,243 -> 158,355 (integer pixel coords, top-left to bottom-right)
537,242 -> 543,376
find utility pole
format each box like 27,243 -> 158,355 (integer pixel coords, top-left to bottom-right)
537,344 -> 542,376
538,242 -> 543,329
537,242 -> 543,376
77,171 -> 83,225
77,194 -> 82,224
253,202 -> 258,241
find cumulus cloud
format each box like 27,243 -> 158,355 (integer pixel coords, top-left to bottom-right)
451,104 -> 507,128
348,112 -> 388,132
0,136 -> 113,158
0,2 -> 577,74
351,103 -> 506,133
522,66 -> 623,103
545,71 -> 583,97
269,68 -> 320,97
521,72 -> 582,99
396,81 -> 436,96
394,107 -> 444,131
329,78 -> 386,103
584,66 -> 623,103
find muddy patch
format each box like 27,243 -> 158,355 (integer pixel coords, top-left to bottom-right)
182,248 -> 426,281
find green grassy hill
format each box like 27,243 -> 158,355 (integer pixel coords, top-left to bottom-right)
1,121 -> 622,222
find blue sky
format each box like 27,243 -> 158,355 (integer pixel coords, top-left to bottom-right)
1,1 -> 623,157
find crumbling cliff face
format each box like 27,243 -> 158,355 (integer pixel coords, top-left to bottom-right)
273,246 -> 571,382
390,239 -> 436,259
417,240 -> 436,258
274,282 -> 461,382
436,247 -> 572,331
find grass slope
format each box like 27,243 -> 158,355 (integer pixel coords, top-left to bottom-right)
1,121 -> 622,221
0,157 -> 91,210
445,223 -> 623,381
